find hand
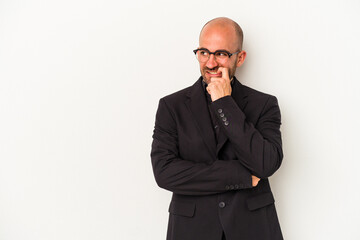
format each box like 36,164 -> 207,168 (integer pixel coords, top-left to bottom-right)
252,175 -> 260,187
206,67 -> 232,102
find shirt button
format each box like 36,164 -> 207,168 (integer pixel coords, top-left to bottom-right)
218,109 -> 223,113
219,202 -> 226,208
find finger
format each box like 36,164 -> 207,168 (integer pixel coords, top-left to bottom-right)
207,83 -> 216,90
218,67 -> 230,82
209,77 -> 223,83
210,76 -> 222,82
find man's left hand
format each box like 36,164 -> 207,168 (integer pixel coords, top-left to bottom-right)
206,67 -> 232,102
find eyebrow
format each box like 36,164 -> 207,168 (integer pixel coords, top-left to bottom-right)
198,48 -> 230,52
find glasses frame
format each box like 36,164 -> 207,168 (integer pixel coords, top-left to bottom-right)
193,48 -> 240,62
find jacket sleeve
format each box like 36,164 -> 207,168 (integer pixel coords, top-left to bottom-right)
210,95 -> 283,179
151,98 -> 253,196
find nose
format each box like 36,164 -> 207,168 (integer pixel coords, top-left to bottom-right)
206,53 -> 218,69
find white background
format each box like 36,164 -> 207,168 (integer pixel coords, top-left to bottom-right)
1,0 -> 360,239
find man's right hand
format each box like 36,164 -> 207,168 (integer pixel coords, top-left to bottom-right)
252,175 -> 260,187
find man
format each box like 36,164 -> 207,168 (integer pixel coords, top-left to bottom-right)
151,17 -> 283,240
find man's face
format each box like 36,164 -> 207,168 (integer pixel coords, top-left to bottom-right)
198,25 -> 241,84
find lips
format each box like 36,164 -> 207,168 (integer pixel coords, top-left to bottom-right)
206,71 -> 222,77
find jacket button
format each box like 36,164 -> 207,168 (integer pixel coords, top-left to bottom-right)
218,109 -> 223,113
219,202 -> 226,208
235,184 -> 239,189
225,185 -> 230,190
224,121 -> 229,126
222,117 -> 227,121
220,113 -> 224,117
230,185 -> 234,190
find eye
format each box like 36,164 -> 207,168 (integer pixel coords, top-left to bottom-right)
199,50 -> 209,56
216,51 -> 229,57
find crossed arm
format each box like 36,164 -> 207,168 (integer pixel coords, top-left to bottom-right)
151,96 -> 282,195
151,98 -> 254,195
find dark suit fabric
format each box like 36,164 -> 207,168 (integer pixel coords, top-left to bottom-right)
151,77 -> 283,240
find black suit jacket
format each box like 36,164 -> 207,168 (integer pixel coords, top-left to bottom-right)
151,77 -> 283,240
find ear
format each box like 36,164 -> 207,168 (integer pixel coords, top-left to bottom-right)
236,50 -> 247,67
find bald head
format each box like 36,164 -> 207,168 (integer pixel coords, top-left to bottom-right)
200,17 -> 244,51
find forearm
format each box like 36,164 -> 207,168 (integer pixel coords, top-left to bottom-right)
210,95 -> 283,178
151,131 -> 253,196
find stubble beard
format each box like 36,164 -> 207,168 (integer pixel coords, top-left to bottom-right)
201,67 -> 236,84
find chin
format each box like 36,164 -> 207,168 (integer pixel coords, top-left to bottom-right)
202,76 -> 211,84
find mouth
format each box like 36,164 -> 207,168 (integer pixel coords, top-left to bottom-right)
206,70 -> 222,78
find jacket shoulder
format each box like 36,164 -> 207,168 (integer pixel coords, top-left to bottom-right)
159,85 -> 192,106
241,84 -> 278,103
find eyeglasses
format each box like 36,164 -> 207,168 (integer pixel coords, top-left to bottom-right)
193,48 -> 240,63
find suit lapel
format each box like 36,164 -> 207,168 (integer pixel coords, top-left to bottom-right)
231,78 -> 249,111
185,78 -> 217,158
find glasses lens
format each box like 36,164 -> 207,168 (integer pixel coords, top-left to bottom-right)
214,51 -> 230,60
196,49 -> 209,62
